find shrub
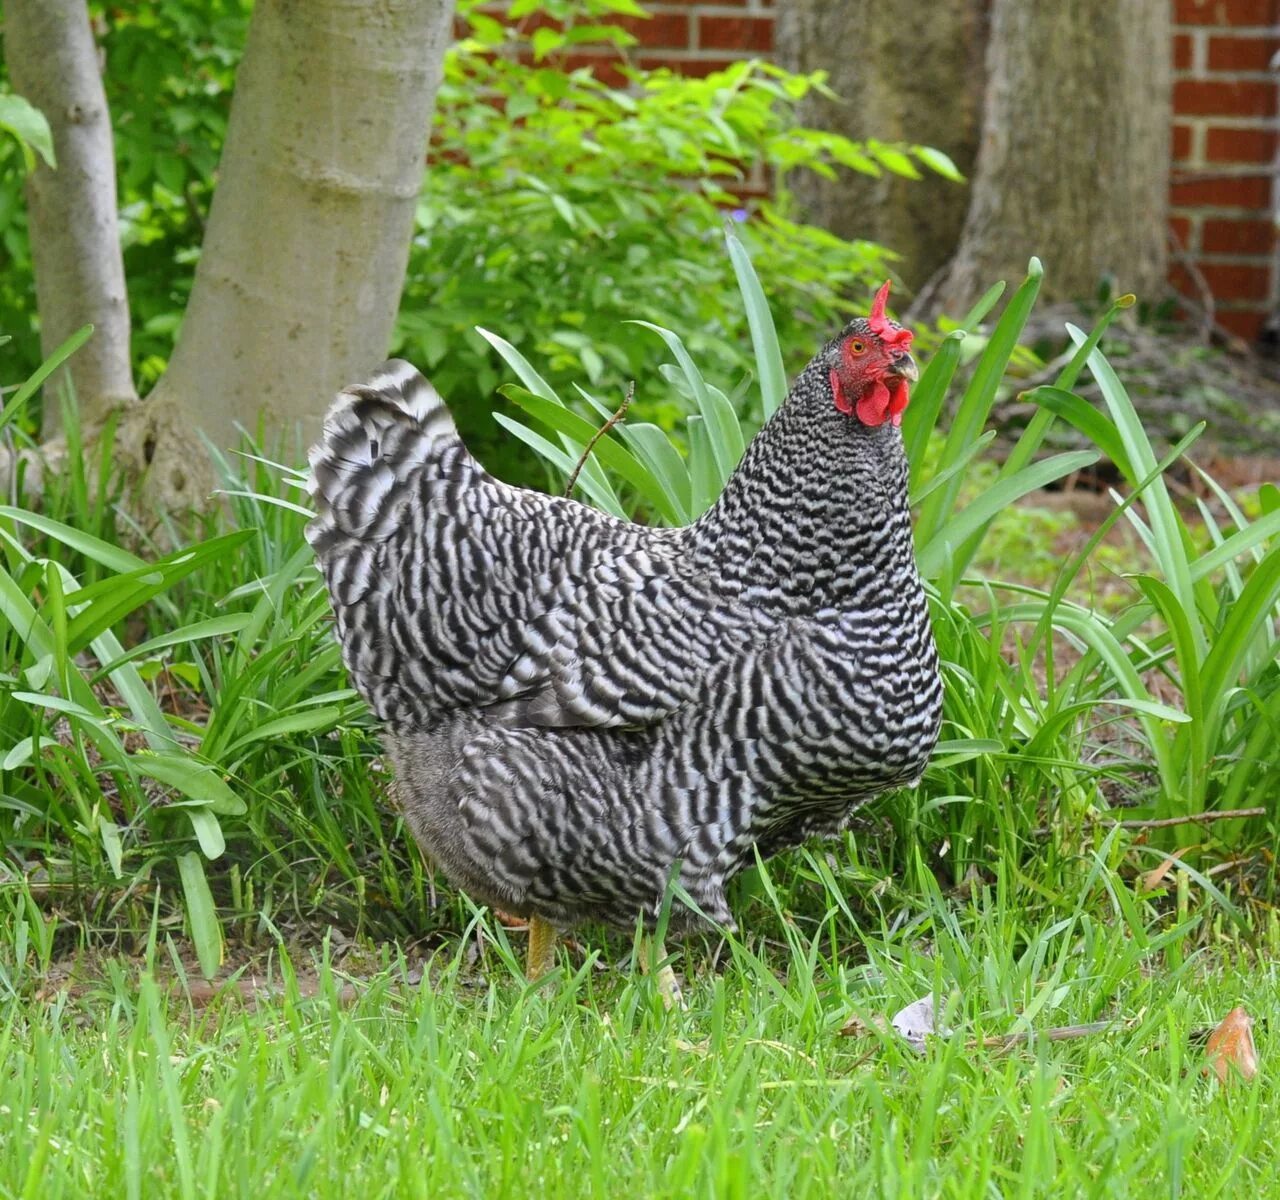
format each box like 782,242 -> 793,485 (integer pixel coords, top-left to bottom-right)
0,0 -> 953,471
399,0 -> 959,479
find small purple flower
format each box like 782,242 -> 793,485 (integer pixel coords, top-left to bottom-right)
730,208 -> 749,223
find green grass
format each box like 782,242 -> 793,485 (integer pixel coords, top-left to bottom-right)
2,254 -> 1278,1198
4,869 -> 1276,1199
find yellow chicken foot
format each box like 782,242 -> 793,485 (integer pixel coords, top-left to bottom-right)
641,937 -> 686,1010
526,913 -> 558,981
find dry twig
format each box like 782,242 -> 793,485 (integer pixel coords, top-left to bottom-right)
1031,806 -> 1266,840
563,382 -> 633,499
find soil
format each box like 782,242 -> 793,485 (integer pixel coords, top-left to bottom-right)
992,303 -> 1280,482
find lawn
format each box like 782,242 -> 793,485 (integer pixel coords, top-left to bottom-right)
3,254 -> 1277,1200
5,872 -> 1275,1199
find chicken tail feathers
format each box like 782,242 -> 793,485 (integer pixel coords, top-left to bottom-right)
306,360 -> 457,557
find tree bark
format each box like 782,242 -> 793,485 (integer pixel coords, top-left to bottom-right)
774,0 -> 986,292
133,0 -> 454,509
926,0 -> 1171,316
5,0 -> 139,437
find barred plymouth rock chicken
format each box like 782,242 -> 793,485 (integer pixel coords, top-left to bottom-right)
307,283 -> 942,996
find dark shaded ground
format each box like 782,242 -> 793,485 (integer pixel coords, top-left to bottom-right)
993,304 -> 1280,478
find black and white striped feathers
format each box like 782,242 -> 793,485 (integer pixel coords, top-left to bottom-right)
307,350 -> 941,932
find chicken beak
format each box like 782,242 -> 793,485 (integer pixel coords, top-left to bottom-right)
887,352 -> 919,383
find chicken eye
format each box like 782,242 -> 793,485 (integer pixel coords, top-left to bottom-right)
849,340 -> 866,354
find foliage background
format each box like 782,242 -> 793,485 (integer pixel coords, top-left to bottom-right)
0,0 -> 956,481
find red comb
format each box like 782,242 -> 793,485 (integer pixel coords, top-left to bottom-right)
867,280 -> 913,350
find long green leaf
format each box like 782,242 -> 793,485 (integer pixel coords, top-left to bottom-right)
615,423 -> 692,525
916,450 -> 1097,579
504,386 -> 680,522
633,321 -> 745,484
0,325 -> 93,433
177,852 -> 222,979
725,226 -> 786,419
915,261 -> 1044,548
91,614 -> 254,681
1069,324 -> 1204,658
134,751 -> 245,816
902,331 -> 965,487
0,508 -> 146,574
492,415 -> 628,518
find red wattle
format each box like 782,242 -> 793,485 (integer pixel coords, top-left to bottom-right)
856,379 -> 891,427
888,380 -> 910,426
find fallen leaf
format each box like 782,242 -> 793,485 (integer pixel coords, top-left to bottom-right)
837,1011 -> 891,1039
1204,1006 -> 1259,1084
1139,846 -> 1194,893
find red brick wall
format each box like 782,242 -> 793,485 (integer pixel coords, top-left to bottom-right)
587,0 -> 1280,340
1171,0 -> 1279,340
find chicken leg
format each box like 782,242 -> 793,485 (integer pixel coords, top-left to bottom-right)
641,937 -> 685,1010
526,913 -> 558,981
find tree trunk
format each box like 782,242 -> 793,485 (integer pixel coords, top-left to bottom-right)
774,0 -> 986,292
926,0 -> 1171,316
132,0 -> 454,510
5,0 -> 139,437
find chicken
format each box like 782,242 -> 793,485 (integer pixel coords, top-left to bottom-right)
306,282 -> 942,993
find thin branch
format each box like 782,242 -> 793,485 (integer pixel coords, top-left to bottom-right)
1166,228 -> 1216,343
971,1020 -> 1126,1051
563,381 -> 633,499
1031,806 -> 1267,840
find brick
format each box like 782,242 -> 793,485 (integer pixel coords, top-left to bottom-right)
1168,262 -> 1200,297
1207,35 -> 1279,71
698,15 -> 774,53
1173,33 -> 1194,69
1215,309 -> 1268,340
1174,79 -> 1277,117
616,12 -> 690,50
1169,215 -> 1195,246
1170,173 -> 1272,206
637,55 -> 742,77
1206,125 -> 1277,161
1197,261 -> 1272,299
559,54 -> 628,87
1173,123 -> 1195,160
1201,216 -> 1277,252
1175,0 -> 1277,24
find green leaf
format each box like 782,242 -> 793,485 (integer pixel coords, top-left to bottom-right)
0,507 -> 147,574
913,145 -> 963,182
632,321 -> 745,485
686,415 -> 719,518
901,331 -> 965,486
1029,387 -> 1131,477
186,807 -> 226,860
616,423 -> 692,525
0,93 -> 55,168
725,227 -> 787,420
0,325 -> 93,434
916,451 -> 1098,579
492,415 -> 628,518
220,705 -> 348,758
177,852 -> 222,980
99,815 -> 125,878
91,614 -> 254,681
11,691 -> 102,720
1068,323 -> 1204,658
504,386 -> 681,521
476,327 -> 564,403
133,752 -> 246,817
914,262 -> 1043,556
